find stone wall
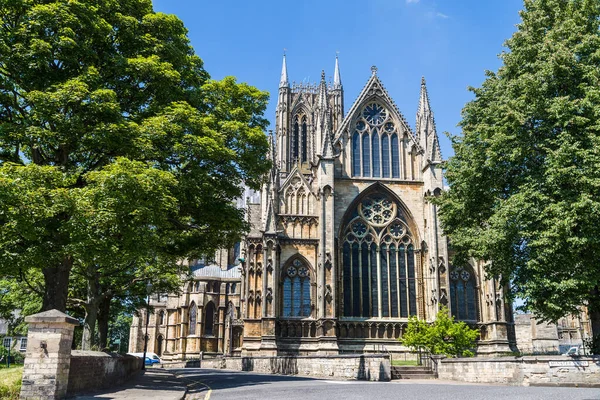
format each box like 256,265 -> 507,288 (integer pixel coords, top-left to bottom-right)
438,356 -> 600,387
67,351 -> 143,395
514,314 -> 560,354
166,354 -> 391,381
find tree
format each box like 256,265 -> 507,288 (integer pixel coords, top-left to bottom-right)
0,0 -> 270,314
401,307 -> 479,357
438,0 -> 600,351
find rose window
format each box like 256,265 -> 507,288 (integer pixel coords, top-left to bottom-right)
362,103 -> 387,125
359,196 -> 396,227
287,266 -> 297,277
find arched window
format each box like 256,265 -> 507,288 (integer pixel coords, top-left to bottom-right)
352,131 -> 360,176
391,134 -> 400,178
301,116 -> 308,162
231,283 -> 236,294
341,193 -> 417,318
449,265 -> 478,321
292,115 -> 300,161
188,302 -> 197,335
350,103 -> 407,179
282,258 -> 311,317
159,310 -> 165,326
362,133 -> 370,176
382,134 -> 390,178
372,129 -> 380,177
204,301 -> 216,336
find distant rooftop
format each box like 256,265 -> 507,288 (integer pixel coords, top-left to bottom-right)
190,263 -> 241,279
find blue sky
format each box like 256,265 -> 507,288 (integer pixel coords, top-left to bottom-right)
152,0 -> 524,159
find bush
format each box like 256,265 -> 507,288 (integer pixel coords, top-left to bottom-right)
401,307 -> 479,357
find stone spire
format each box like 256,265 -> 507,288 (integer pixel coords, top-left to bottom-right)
416,77 -> 442,163
262,131 -> 279,233
333,54 -> 342,89
280,53 -> 289,88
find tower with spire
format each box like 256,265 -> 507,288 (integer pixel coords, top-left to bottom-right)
240,56 -> 514,357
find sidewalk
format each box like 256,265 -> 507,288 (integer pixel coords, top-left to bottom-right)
70,368 -> 187,400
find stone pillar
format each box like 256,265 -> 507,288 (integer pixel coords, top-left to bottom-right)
20,309 -> 79,400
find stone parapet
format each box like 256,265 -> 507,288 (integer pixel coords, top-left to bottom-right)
189,354 -> 391,381
437,355 -> 600,387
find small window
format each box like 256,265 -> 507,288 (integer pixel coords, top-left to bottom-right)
20,338 -> 27,351
189,302 -> 197,335
3,337 -> 11,349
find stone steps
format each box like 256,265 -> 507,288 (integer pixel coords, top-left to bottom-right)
391,366 -> 436,380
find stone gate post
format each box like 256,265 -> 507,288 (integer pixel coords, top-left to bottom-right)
19,309 -> 79,400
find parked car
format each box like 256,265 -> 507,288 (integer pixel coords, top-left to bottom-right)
128,352 -> 162,364
145,356 -> 160,366
562,346 -> 584,356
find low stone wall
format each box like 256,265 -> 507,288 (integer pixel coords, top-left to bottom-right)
169,354 -> 390,381
438,356 -> 600,387
67,351 -> 143,395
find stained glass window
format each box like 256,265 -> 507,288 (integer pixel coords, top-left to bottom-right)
204,301 -> 215,336
450,265 -> 478,321
341,193 -> 417,318
293,116 -> 299,160
372,129 -> 380,177
362,133 -> 370,177
282,258 -> 311,318
301,116 -> 308,162
391,134 -> 400,178
189,302 -> 197,335
382,134 -> 390,178
351,103 -> 405,179
352,131 -> 360,177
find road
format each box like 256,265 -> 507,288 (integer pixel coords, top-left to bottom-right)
173,368 -> 600,400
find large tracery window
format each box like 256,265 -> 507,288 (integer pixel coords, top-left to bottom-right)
342,193 -> 417,318
449,265 -> 478,321
352,103 -> 402,179
282,258 -> 311,317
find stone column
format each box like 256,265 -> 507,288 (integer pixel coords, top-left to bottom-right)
20,309 -> 79,400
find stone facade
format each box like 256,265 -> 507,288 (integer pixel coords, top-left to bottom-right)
128,255 -> 244,361
239,57 -> 514,356
129,58 -> 517,359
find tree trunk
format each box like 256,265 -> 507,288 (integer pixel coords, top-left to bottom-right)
82,304 -> 98,351
41,257 -> 72,312
589,285 -> 600,354
82,266 -> 101,350
97,296 -> 111,351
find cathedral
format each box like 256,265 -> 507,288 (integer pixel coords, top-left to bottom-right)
129,56 -> 516,359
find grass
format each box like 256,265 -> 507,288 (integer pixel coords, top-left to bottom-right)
0,366 -> 23,400
391,359 -> 419,366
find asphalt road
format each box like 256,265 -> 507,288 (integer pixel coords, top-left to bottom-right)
173,368 -> 600,400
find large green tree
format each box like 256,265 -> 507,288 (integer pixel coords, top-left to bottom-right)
0,0 -> 270,313
439,0 -> 600,349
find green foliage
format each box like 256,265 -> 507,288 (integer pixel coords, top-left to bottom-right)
0,0 -> 270,314
0,366 -> 22,400
401,307 -> 479,357
437,0 -> 600,338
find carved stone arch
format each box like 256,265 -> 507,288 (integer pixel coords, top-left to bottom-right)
338,182 -> 421,244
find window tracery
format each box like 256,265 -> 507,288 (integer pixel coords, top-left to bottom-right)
449,265 -> 478,321
282,258 -> 311,317
352,103 -> 402,178
342,193 -> 417,318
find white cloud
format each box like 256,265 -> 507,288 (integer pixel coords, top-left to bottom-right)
406,0 -> 420,4
436,12 -> 449,19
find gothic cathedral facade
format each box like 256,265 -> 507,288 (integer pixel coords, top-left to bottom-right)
240,56 -> 514,356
